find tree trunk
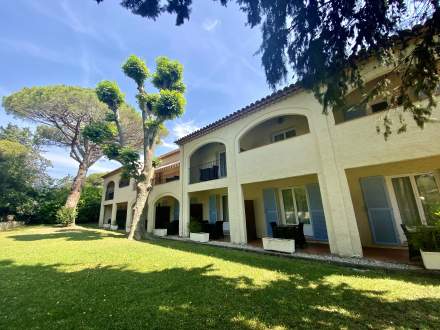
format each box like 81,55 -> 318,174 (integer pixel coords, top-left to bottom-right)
64,162 -> 88,220
128,166 -> 155,240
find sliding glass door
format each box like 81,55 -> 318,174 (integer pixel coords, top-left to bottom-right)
390,172 -> 440,231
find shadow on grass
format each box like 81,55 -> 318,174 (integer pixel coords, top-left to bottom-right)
8,227 -> 126,242
0,258 -> 438,329
148,238 -> 440,285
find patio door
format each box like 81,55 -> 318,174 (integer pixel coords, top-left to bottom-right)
279,186 -> 313,236
388,173 -> 440,239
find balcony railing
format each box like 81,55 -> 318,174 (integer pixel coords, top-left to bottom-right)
189,160 -> 227,184
154,175 -> 180,185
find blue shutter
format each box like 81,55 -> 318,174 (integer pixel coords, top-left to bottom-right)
209,195 -> 218,224
360,176 -> 399,245
306,183 -> 328,241
173,200 -> 179,221
263,189 -> 279,237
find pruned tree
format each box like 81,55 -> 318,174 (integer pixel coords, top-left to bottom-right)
2,86 -> 142,221
95,0 -> 440,138
84,55 -> 186,240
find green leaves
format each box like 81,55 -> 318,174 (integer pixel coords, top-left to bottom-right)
154,90 -> 186,119
96,81 -> 125,110
152,56 -> 186,92
82,122 -> 117,145
122,55 -> 150,87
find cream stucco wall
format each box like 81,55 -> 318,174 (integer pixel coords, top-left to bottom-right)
98,61 -> 440,258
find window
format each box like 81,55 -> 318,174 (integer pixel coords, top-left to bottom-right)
272,128 -> 296,142
280,186 -> 311,225
105,182 -> 115,200
119,177 -> 130,188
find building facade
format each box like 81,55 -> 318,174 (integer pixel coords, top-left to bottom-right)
99,63 -> 440,258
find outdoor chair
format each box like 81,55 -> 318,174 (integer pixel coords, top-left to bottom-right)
269,222 -> 306,248
400,224 -> 421,260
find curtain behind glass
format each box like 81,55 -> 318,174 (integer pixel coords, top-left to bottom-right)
392,177 -> 421,227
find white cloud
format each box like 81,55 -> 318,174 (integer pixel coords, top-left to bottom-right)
202,18 -> 221,32
172,120 -> 200,139
159,120 -> 200,150
160,141 -> 178,150
88,160 -> 120,174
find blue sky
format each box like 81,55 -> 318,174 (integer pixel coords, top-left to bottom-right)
0,0 -> 277,178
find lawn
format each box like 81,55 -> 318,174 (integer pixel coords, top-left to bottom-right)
0,226 -> 439,329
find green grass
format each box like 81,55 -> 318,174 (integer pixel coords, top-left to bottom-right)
0,226 -> 439,329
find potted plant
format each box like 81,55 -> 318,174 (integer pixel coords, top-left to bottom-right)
410,220 -> 440,270
189,218 -> 209,243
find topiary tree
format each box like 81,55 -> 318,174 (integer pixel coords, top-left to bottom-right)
84,55 -> 185,240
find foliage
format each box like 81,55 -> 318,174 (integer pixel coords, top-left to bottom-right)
31,179 -> 71,225
0,125 -> 50,221
189,218 -> 202,233
3,85 -> 143,211
95,81 -> 125,111
1,226 -> 440,329
77,173 -> 103,224
86,55 -> 186,186
122,55 -> 150,86
56,206 -> 77,227
152,56 -> 186,92
97,0 -> 440,138
410,221 -> 440,252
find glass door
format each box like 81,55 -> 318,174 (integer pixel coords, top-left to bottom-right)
414,173 -> 440,225
280,187 -> 313,236
390,172 -> 440,229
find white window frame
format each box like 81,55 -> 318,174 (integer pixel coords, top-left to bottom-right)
278,186 -> 311,226
386,171 -> 440,242
271,127 -> 296,143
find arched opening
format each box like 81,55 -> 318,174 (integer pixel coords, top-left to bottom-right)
239,115 -> 310,152
105,181 -> 115,200
154,196 -> 180,235
189,142 -> 227,184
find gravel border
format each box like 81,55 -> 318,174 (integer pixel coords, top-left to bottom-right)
154,235 -> 440,275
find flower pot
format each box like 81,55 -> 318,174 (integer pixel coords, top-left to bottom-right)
262,237 -> 295,254
103,224 -> 110,229
153,228 -> 168,237
420,250 -> 440,270
190,232 -> 209,243
110,225 -> 118,231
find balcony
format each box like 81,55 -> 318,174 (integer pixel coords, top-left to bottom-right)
154,175 -> 180,185
189,142 -> 227,184
189,160 -> 227,184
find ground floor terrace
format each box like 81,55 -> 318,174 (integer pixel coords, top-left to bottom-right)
2,226 -> 440,329
100,155 -> 440,267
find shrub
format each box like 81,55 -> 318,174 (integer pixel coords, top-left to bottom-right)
56,207 -> 77,227
189,218 -> 202,233
410,221 -> 440,252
